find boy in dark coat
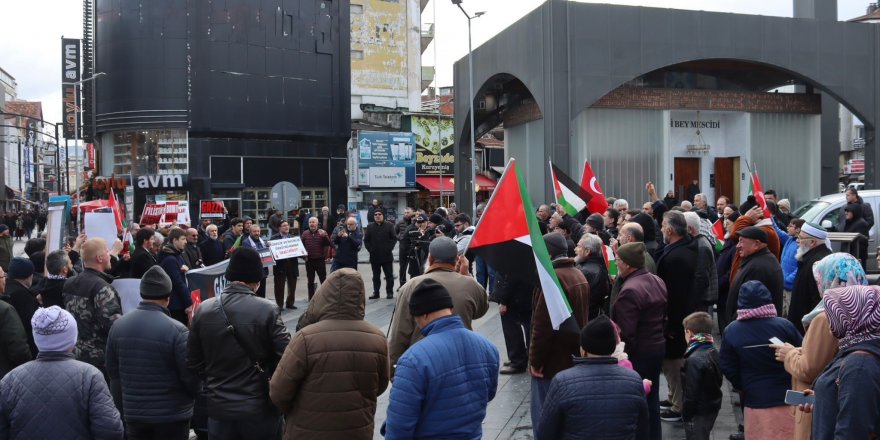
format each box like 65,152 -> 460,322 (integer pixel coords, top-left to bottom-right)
680,312 -> 723,440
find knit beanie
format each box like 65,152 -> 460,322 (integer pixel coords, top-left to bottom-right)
737,280 -> 774,309
408,278 -> 454,317
140,266 -> 173,299
31,306 -> 78,353
8,257 -> 34,280
543,232 -> 568,259
616,242 -> 646,268
429,237 -> 458,263
630,213 -> 656,242
580,315 -> 617,356
225,246 -> 264,283
586,213 -> 604,231
429,213 -> 446,225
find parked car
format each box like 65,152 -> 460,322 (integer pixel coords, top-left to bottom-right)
793,190 -> 880,270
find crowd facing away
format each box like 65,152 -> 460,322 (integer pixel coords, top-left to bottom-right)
0,185 -> 879,440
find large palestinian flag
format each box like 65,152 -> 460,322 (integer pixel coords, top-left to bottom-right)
550,162 -> 588,217
469,159 -> 576,331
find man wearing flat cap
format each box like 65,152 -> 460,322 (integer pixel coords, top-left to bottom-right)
383,279 -> 499,439
388,237 -> 489,375
726,226 -> 784,326
106,266 -> 199,439
787,222 -> 832,334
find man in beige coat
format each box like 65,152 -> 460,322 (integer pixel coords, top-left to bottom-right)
388,237 -> 489,376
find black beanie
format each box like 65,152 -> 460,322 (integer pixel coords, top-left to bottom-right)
140,266 -> 173,299
543,232 -> 568,258
739,196 -> 757,215
580,315 -> 617,356
408,279 -> 454,316
586,213 -> 604,231
630,213 -> 656,242
225,246 -> 264,283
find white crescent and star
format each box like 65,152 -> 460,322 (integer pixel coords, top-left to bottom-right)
590,177 -> 603,195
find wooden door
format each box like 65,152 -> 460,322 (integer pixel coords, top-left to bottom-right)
674,158 -> 700,202
714,157 -> 735,204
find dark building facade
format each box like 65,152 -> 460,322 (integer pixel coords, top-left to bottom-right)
90,0 -> 351,228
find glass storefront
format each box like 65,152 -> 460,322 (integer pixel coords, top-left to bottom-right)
101,129 -> 188,176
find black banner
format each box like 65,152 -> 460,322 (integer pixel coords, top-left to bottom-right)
61,38 -> 80,140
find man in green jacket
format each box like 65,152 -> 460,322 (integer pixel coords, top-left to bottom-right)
0,225 -> 13,271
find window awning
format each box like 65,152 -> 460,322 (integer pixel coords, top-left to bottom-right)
416,175 -> 497,194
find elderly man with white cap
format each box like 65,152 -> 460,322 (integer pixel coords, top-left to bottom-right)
786,222 -> 832,334
0,306 -> 123,439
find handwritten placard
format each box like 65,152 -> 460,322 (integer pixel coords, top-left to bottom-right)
268,237 -> 307,260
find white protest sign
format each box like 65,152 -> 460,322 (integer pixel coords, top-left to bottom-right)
268,237 -> 307,260
84,212 -> 118,251
112,279 -> 142,314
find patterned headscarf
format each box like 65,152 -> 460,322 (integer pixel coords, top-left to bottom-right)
823,285 -> 880,350
803,253 -> 869,328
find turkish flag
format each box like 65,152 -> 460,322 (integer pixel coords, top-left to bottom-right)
108,188 -> 124,232
580,161 -> 609,214
751,170 -> 772,219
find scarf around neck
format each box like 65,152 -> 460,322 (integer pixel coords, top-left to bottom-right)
736,303 -> 777,321
685,332 -> 714,356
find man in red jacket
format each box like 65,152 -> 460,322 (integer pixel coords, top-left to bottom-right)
301,217 -> 331,300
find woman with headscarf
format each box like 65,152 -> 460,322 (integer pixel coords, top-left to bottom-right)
770,253 -> 868,440
806,284 -> 880,438
720,280 -> 803,439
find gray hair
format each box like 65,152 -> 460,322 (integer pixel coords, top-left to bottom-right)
45,249 -> 70,275
613,199 -> 629,210
579,233 -> 602,255
663,211 -> 688,237
152,232 -> 165,244
683,211 -> 701,235
680,200 -> 693,211
694,193 -> 706,202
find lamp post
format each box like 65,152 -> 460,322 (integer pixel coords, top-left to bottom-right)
452,0 -> 484,217
68,71 -> 105,234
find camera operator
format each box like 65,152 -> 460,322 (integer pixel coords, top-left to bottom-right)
429,213 -> 456,239
407,214 -> 433,278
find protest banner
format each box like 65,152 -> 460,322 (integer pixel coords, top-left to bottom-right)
112,279 -> 141,315
200,200 -> 225,219
140,203 -> 164,225
186,259 -> 230,304
268,236 -> 307,260
84,212 -> 118,251
164,201 -> 179,224
258,247 -> 276,268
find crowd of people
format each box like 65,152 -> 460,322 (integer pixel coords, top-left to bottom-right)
0,184 -> 879,440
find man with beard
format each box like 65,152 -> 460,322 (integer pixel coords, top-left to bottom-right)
693,193 -> 717,220
575,233 -> 611,320
786,223 -> 832,334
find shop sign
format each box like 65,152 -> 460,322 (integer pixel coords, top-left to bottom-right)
86,143 -> 95,169
200,200 -> 226,219
411,116 -> 454,175
356,131 -> 415,188
136,174 -> 186,189
61,38 -> 81,140
92,175 -> 128,192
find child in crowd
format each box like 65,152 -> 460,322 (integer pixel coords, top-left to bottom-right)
681,312 -> 723,440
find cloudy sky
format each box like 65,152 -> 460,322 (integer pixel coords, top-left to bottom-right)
1,0 -> 871,125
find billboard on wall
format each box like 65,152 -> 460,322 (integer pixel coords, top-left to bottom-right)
351,0 -> 408,94
411,116 -> 454,175
357,131 -> 415,188
61,38 -> 80,140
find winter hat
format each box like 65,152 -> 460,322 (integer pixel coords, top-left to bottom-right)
8,257 -> 34,280
737,226 -> 767,243
31,306 -> 78,352
586,213 -> 604,231
429,213 -> 446,225
543,232 -> 568,258
580,315 -> 617,356
737,280 -> 773,309
409,278 -> 454,317
415,214 -> 427,223
0,224 -> 8,233
225,246 -> 264,283
777,199 -> 791,212
140,266 -> 173,299
616,242 -> 645,269
428,237 -> 458,263
630,213 -> 656,242
738,196 -> 757,215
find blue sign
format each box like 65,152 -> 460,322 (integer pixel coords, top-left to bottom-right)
357,131 -> 416,189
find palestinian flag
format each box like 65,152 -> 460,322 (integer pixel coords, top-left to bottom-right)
468,159 -> 576,331
602,245 -> 617,277
550,162 -> 588,217
712,219 -> 725,252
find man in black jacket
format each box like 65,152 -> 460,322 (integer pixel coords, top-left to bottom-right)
34,249 -> 72,309
364,210 -> 396,299
787,223 -> 832,334
726,226 -> 784,325
845,187 -> 874,229
106,266 -> 199,439
0,267 -> 31,377
3,258 -> 39,356
270,221 -> 299,310
129,227 -> 158,278
395,207 -> 414,288
492,271 -> 534,375
187,247 -> 290,440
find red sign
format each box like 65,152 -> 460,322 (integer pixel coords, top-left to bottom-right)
200,200 -> 225,219
164,201 -> 179,224
86,143 -> 95,169
140,204 -> 165,226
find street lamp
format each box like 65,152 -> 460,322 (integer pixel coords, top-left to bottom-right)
68,71 -> 105,234
452,0 -> 484,218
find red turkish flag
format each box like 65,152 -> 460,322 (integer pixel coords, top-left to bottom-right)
579,161 -> 609,214
751,170 -> 772,219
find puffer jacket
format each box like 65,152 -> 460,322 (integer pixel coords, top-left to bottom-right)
63,268 -> 123,370
187,283 -> 291,420
681,345 -> 723,421
270,269 -> 389,440
106,302 -> 199,423
811,338 -> 880,439
383,315 -> 499,439
158,245 -> 192,312
0,299 -> 30,377
536,357 -> 648,440
0,352 -> 123,439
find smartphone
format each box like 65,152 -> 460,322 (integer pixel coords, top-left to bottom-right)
784,390 -> 815,405
769,337 -> 784,345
